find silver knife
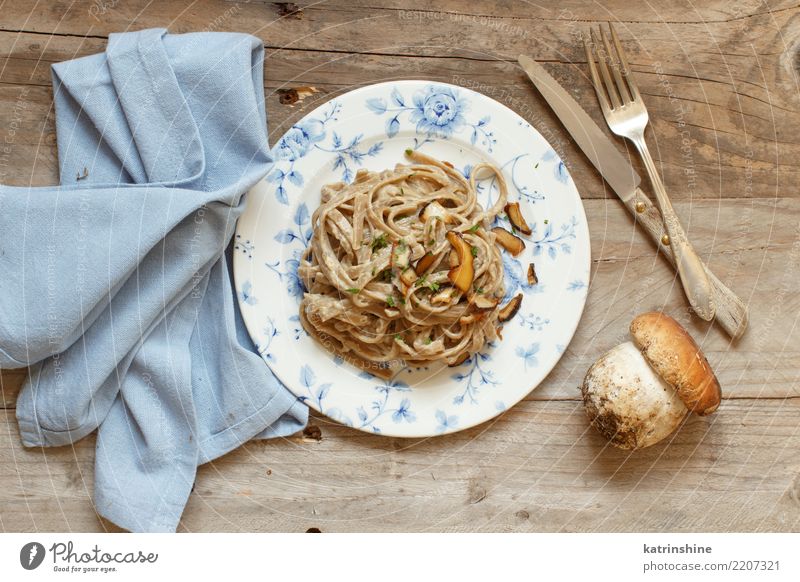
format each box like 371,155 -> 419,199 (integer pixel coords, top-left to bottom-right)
517,54 -> 748,338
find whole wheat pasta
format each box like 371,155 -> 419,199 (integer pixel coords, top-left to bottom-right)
298,150 -> 511,376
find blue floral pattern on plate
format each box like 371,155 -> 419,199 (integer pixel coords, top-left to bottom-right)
233,80 -> 591,437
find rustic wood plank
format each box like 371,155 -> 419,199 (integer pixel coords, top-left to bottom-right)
1,1 -> 799,198
0,369 -> 25,408
1,0 -> 799,534
2,400 -> 799,532
2,195 -> 798,407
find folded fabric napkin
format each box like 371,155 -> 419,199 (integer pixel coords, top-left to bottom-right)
0,29 -> 307,532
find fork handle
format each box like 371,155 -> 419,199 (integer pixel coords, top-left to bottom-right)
631,136 -> 716,321
623,188 -> 748,338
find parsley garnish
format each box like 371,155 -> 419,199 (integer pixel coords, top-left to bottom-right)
424,337 -> 432,345
371,233 -> 388,251
346,288 -> 360,294
386,296 -> 396,307
471,246 -> 479,257
467,224 -> 480,233
415,274 -> 439,292
404,148 -> 413,156
394,334 -> 404,342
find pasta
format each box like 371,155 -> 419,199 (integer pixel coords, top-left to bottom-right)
298,150 -> 520,377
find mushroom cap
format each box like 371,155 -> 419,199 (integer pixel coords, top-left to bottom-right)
582,341 -> 688,450
630,311 -> 721,415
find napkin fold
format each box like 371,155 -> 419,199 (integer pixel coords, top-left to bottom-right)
0,29 -> 307,532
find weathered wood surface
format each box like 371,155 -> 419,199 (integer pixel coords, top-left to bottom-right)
1,0 -> 799,532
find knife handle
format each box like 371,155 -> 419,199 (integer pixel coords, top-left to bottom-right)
622,187 -> 749,339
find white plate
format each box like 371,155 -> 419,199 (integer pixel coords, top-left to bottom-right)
234,80 -> 590,437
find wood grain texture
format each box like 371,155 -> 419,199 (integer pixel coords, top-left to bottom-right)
1,0 -> 799,532
2,399 -> 800,533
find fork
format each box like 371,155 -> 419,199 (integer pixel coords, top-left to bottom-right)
585,24 -> 715,322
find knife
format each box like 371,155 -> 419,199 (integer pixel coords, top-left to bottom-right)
518,55 -> 748,339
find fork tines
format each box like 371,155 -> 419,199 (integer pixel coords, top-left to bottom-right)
584,24 -> 640,113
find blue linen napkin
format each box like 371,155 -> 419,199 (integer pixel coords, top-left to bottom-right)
0,28 -> 308,532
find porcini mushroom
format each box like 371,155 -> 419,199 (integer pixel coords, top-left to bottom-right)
630,311 -> 721,416
581,311 -> 721,450
446,231 -> 474,292
491,227 -> 526,256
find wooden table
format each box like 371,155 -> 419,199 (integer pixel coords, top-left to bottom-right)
1,0 -> 799,533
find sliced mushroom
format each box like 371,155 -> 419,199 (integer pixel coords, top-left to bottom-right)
504,202 -> 532,235
421,201 -> 453,224
399,267 -> 417,287
472,295 -> 499,310
390,240 -> 411,270
527,263 -> 538,286
414,252 -> 438,275
492,227 -> 526,256
498,293 -> 523,322
459,312 -> 486,325
431,287 -> 456,305
446,231 -> 475,293
448,249 -> 459,268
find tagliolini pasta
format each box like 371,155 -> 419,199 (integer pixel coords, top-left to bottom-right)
298,150 -> 524,377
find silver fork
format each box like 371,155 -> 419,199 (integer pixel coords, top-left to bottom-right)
585,24 -> 715,321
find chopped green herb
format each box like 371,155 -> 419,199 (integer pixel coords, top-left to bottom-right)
534,162 -> 539,169
467,224 -> 480,233
399,297 -> 406,304
474,286 -> 484,294
386,296 -> 396,307
544,219 -> 549,224
400,187 -> 405,196
415,274 -> 439,293
404,148 -> 413,156
380,269 -> 393,282
428,239 -> 435,246
346,288 -> 360,294
424,337 -> 432,345
394,334 -> 404,342
471,246 -> 479,257
511,226 -> 518,235
371,267 -> 376,276
371,233 -> 388,251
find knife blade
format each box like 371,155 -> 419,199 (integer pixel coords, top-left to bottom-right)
517,54 -> 749,339
517,54 -> 640,202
